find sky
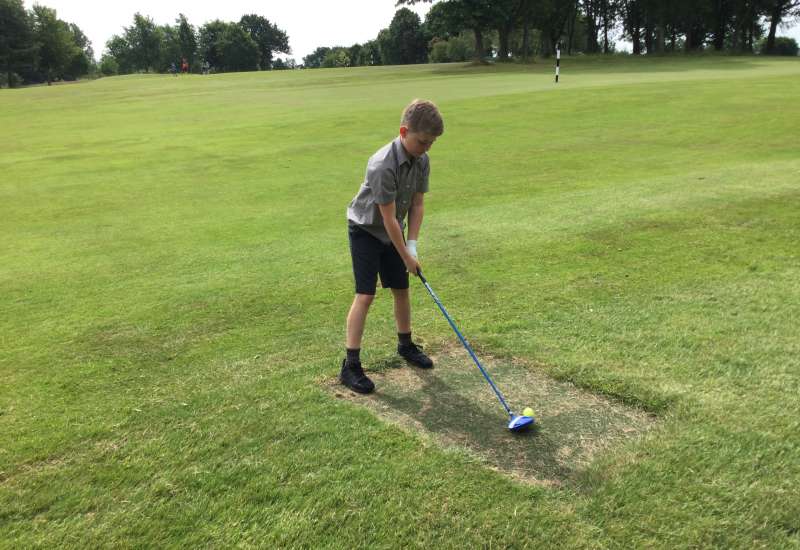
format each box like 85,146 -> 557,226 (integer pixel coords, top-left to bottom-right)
23,1 -> 433,62
23,1 -> 800,61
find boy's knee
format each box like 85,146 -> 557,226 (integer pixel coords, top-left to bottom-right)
355,293 -> 376,307
391,288 -> 409,299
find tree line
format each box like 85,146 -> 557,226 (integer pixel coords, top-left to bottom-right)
0,2 -> 292,87
304,0 -> 799,69
3,0 -> 798,87
1,0 -> 94,87
102,13 -> 291,75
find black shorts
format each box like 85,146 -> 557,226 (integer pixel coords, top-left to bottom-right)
348,224 -> 409,295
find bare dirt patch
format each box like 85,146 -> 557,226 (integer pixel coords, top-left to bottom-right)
325,343 -> 655,486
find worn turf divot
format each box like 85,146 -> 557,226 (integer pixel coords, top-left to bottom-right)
327,344 -> 655,486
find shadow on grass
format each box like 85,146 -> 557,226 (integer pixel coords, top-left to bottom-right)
328,345 -> 654,486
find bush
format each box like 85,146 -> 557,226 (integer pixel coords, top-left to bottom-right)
429,40 -> 449,63
758,36 -> 799,56
447,35 -> 474,62
427,35 -> 474,63
100,55 -> 119,76
272,58 -> 296,70
0,72 -> 22,88
322,49 -> 350,68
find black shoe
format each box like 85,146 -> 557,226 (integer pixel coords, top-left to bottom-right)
340,359 -> 375,394
398,342 -> 433,369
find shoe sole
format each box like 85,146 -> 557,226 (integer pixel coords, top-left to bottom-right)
340,377 -> 375,394
400,357 -> 434,369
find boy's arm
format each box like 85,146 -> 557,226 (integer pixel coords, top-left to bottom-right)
406,192 -> 425,242
378,202 -> 421,276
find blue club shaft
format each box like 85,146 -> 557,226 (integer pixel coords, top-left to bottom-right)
418,272 -> 513,417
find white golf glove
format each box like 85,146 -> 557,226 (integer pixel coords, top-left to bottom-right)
406,239 -> 418,258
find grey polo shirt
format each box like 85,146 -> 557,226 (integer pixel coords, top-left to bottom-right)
347,137 -> 430,244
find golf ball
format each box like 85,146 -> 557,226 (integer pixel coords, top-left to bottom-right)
522,407 -> 534,417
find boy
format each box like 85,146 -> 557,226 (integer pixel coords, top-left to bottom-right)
341,99 -> 445,394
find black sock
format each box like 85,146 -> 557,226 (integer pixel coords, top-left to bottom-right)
398,332 -> 412,346
346,348 -> 361,364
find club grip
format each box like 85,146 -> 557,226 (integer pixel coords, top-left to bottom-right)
416,267 -> 427,283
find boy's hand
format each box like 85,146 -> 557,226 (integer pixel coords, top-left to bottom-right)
404,254 -> 421,277
406,239 -> 418,258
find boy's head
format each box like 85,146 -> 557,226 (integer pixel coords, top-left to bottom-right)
399,99 -> 444,158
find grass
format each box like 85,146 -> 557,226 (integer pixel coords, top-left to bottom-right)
1,55 -> 799,547
327,344 -> 655,486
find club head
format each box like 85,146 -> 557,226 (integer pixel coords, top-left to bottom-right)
508,414 -> 535,432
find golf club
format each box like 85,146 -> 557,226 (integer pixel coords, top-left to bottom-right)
416,269 -> 534,432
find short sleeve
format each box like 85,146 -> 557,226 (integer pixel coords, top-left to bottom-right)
368,165 -> 397,205
418,157 -> 430,193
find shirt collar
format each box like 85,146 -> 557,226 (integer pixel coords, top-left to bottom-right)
393,136 -> 414,167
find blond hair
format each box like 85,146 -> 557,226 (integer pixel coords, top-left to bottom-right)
401,99 -> 444,136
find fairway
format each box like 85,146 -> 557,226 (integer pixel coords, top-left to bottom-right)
2,56 -> 800,547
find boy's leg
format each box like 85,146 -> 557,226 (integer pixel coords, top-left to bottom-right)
342,225 -> 382,393
391,288 -> 411,334
347,293 -> 375,349
341,293 -> 375,394
341,293 -> 377,394
390,286 -> 433,370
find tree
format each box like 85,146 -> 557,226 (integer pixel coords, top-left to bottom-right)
398,0 -> 496,61
581,0 -> 622,53
764,0 -> 800,53
303,46 -> 331,68
105,34 -> 134,74
0,0 -> 35,87
707,0 -> 733,51
99,53 -> 118,75
760,34 -> 798,54
158,24 -> 181,72
491,0 -> 526,60
376,27 -> 394,64
583,0 -> 601,53
341,40 -> 383,66
63,23 -> 93,79
518,0 -> 540,59
428,33 -> 474,61
530,0 -> 579,56
219,24 -> 259,71
272,57 -> 296,69
361,39 -> 383,65
348,43 -> 364,66
31,5 -> 76,84
199,21 -> 258,72
621,0 -> 676,54
621,0 -> 644,53
176,14 -> 197,69
239,14 -> 290,69
449,0 -> 495,60
424,1 -> 463,40
198,20 -> 228,69
322,47 -> 351,67
125,13 -> 161,72
729,0 -> 764,52
386,8 -> 428,64
69,23 -> 93,60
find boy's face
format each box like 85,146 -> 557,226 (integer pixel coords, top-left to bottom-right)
400,126 -> 437,158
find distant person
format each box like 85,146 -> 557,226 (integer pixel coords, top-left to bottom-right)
181,57 -> 189,74
169,62 -> 177,77
341,99 -> 445,394
202,61 -> 210,75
